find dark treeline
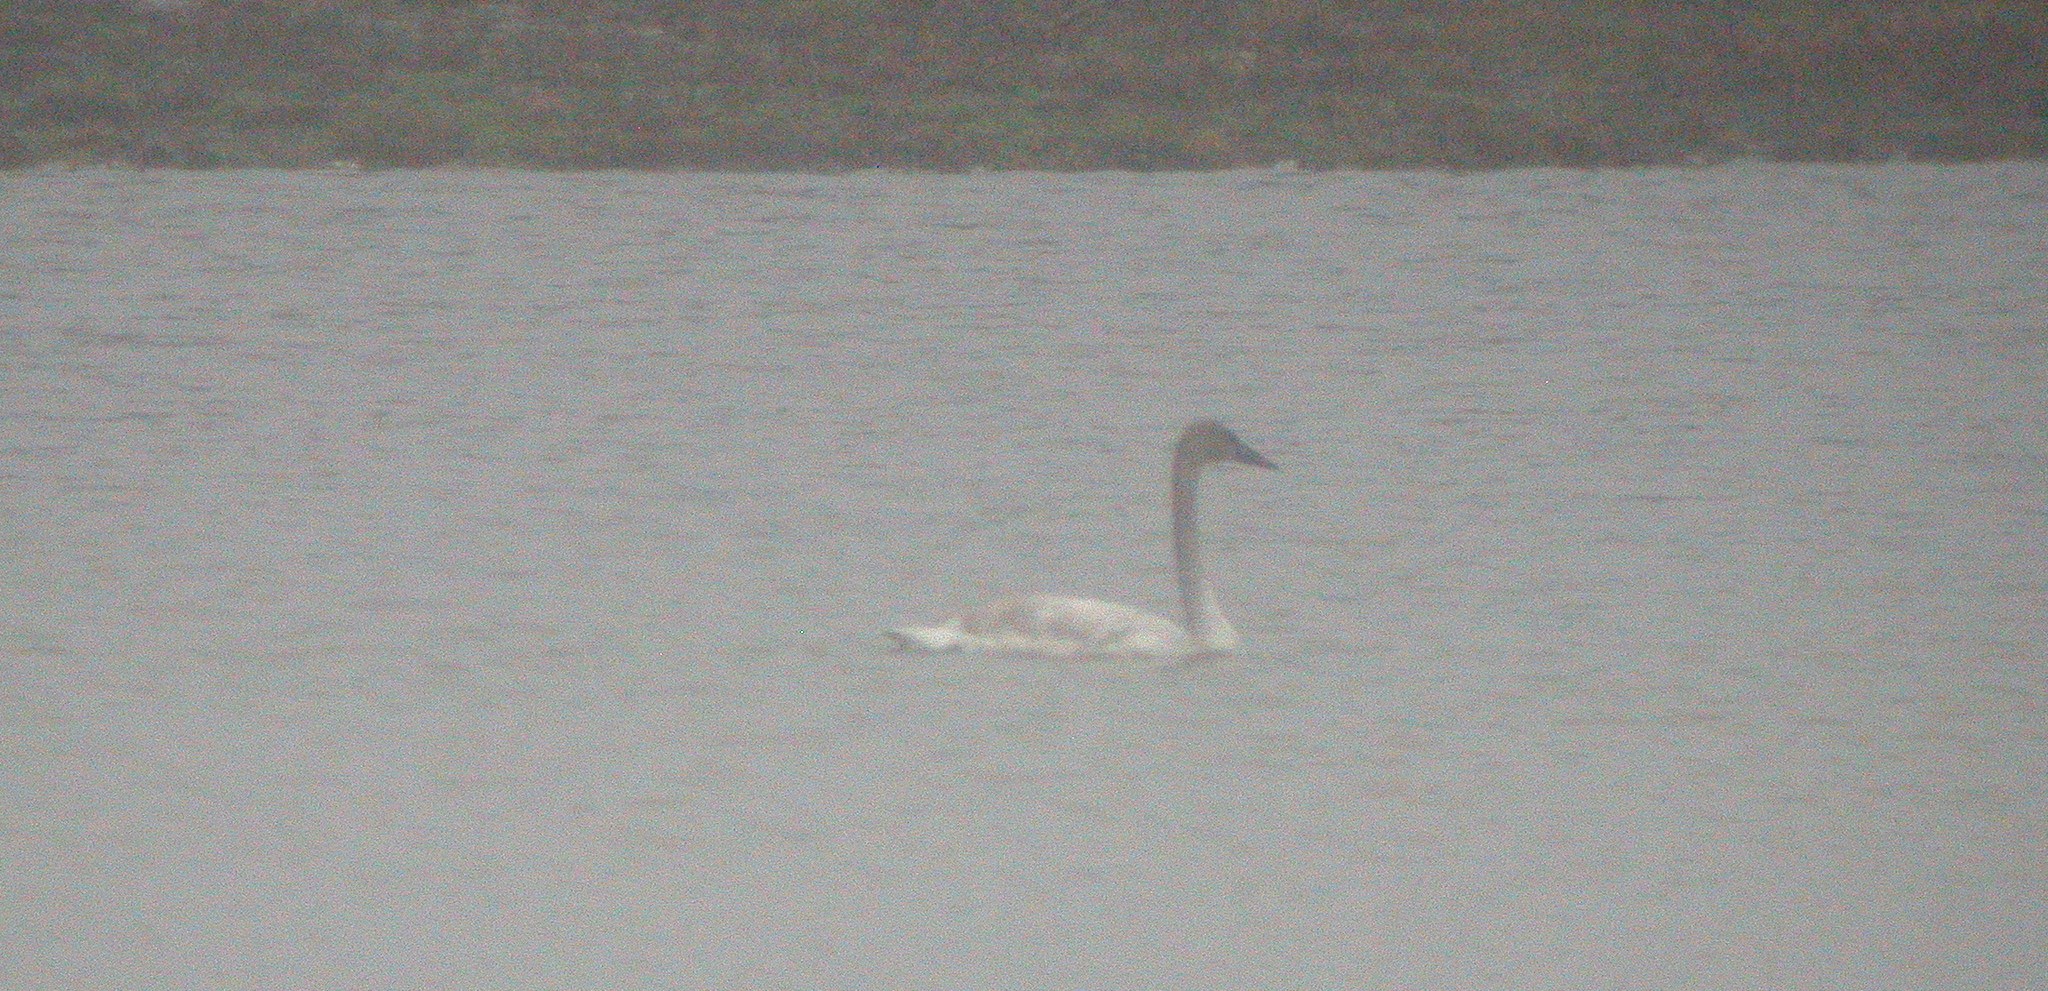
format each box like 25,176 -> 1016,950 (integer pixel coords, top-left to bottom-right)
3,0 -> 2044,170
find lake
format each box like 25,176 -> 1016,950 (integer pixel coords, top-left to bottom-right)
2,161 -> 2044,987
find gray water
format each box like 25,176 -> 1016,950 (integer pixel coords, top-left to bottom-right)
2,162 -> 2044,988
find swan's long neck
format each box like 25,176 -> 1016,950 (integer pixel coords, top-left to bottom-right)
1171,450 -> 1237,650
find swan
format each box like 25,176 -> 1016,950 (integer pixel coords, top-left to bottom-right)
886,419 -> 1276,658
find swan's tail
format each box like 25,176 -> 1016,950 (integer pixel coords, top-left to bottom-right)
884,623 -> 964,652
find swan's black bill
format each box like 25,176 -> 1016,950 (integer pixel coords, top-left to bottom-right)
1217,424 -> 1277,471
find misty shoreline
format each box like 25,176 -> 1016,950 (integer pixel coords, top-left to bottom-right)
5,1 -> 2045,171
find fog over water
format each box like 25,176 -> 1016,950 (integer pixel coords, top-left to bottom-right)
3,162 -> 2044,988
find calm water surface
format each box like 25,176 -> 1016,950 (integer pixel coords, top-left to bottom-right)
2,163 -> 2044,987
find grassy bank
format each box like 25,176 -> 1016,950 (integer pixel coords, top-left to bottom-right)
4,0 -> 2044,170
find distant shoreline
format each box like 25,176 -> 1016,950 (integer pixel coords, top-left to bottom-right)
5,0 -> 2043,171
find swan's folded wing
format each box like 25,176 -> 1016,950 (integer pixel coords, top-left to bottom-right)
883,621 -> 965,651
957,595 -> 1190,656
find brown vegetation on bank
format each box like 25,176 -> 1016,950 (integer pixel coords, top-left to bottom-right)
3,0 -> 2043,170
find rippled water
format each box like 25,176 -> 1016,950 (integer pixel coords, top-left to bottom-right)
3,162 -> 2044,987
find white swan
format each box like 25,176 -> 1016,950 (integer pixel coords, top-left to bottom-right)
886,419 -> 1277,658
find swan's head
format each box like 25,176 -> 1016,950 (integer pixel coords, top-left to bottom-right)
1178,419 -> 1277,471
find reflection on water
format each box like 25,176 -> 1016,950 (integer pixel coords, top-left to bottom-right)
2,162 -> 2044,987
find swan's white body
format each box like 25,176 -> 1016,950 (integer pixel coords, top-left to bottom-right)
886,420 -> 1276,658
